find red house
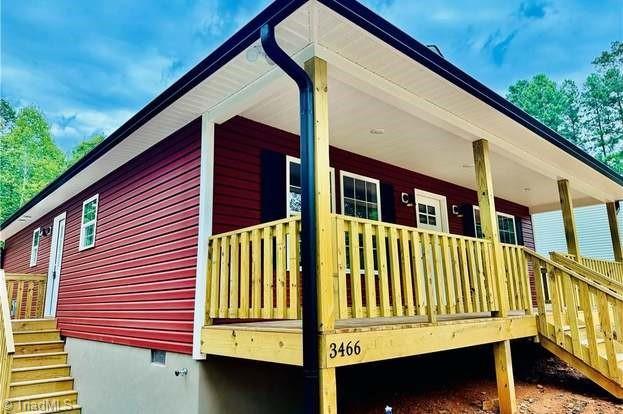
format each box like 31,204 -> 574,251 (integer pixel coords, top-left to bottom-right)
1,1 -> 622,412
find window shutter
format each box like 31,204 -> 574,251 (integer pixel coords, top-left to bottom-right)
515,216 -> 524,245
462,203 -> 476,237
380,182 -> 395,223
261,150 -> 287,222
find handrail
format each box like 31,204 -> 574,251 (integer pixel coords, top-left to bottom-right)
0,269 -> 15,411
550,252 -> 623,296
525,248 -> 623,386
558,252 -> 623,284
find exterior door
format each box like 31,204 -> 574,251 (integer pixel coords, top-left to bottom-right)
414,189 -> 448,232
45,212 -> 66,317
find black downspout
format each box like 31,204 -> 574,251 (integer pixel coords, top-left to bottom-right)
260,24 -> 319,413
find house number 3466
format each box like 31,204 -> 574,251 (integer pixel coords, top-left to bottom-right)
328,341 -> 361,358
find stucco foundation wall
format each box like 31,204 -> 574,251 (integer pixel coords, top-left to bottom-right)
66,338 -> 201,413
65,337 -> 303,413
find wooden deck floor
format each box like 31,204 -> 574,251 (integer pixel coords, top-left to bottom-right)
201,313 -> 538,367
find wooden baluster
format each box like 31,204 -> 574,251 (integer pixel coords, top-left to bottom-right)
228,234 -> 240,319
218,237 -> 230,318
596,291 -> 619,379
335,218 -> 348,319
350,221 -> 364,318
548,266 -> 565,346
429,234 -> 445,315
466,241 -> 481,312
363,223 -> 378,318
577,282 -> 600,367
503,247 -> 516,311
440,236 -> 456,314
388,226 -> 403,316
400,228 -> 415,316
288,220 -> 300,319
423,233 -> 437,323
450,238 -> 464,314
561,273 -> 582,355
531,257 -> 548,334
208,238 -> 221,318
482,243 -> 497,311
411,231 -> 426,315
239,232 -> 250,318
376,225 -> 392,317
251,229 -> 262,318
275,223 -> 286,319
262,226 -> 273,319
458,239 -> 473,313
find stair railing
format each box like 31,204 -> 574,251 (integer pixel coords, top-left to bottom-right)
0,270 -> 15,412
525,249 -> 623,386
550,252 -> 623,296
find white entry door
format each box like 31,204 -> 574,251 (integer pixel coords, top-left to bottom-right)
414,189 -> 448,232
45,212 -> 66,317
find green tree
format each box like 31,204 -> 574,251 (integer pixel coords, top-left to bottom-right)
0,101 -> 67,222
68,133 -> 105,165
507,74 -> 584,145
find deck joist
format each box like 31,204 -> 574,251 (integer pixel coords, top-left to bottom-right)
201,314 -> 538,367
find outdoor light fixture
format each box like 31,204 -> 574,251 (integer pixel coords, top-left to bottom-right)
452,204 -> 463,217
370,128 -> 385,135
461,163 -> 474,168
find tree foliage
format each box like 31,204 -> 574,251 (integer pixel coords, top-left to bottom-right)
0,100 -> 106,223
507,41 -> 623,172
68,133 -> 105,165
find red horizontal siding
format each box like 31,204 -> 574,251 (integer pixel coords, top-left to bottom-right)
4,119 -> 201,355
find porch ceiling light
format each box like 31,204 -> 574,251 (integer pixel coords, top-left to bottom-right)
461,163 -> 474,168
370,128 -> 385,135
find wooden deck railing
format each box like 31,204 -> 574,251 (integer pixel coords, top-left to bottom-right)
551,252 -> 623,296
0,270 -> 15,411
206,215 -> 533,323
527,250 -> 623,386
5,273 -> 47,319
206,216 -> 301,320
565,254 -> 623,284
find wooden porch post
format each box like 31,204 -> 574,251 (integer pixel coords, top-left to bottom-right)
305,56 -> 337,414
557,179 -> 580,259
606,202 -> 623,262
473,139 -> 517,414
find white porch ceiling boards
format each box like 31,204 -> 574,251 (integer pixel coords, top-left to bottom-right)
3,0 -> 620,239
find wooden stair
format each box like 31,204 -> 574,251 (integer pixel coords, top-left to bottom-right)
5,319 -> 81,414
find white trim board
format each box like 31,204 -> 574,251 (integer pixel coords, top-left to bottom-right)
192,115 -> 215,359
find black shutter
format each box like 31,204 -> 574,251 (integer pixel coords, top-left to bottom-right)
515,216 -> 524,245
260,150 -> 287,222
380,182 -> 395,223
462,203 -> 476,237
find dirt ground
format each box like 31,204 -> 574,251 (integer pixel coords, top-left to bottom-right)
338,340 -> 622,413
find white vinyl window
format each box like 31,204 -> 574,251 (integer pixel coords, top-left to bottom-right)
79,194 -> 99,250
286,156 -> 335,216
473,206 -> 518,245
29,228 -> 41,267
340,171 -> 381,221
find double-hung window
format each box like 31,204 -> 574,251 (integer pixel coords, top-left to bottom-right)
340,171 -> 381,221
473,206 -> 518,244
340,171 -> 381,272
29,228 -> 41,267
79,194 -> 99,250
286,156 -> 335,216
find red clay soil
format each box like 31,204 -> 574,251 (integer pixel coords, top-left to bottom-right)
338,340 -> 622,413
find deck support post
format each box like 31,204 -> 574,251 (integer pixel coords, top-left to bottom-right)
493,340 -> 517,414
473,140 -> 517,414
557,179 -> 580,259
305,56 -> 337,414
472,139 -> 510,317
606,202 -> 623,262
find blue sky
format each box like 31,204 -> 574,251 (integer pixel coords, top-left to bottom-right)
1,0 -> 621,152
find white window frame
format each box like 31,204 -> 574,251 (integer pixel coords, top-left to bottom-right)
473,206 -> 518,244
29,227 -> 41,267
286,155 -> 335,216
413,189 -> 449,233
79,194 -> 99,251
339,170 -> 382,221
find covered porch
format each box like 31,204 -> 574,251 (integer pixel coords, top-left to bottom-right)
190,2 -> 623,412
